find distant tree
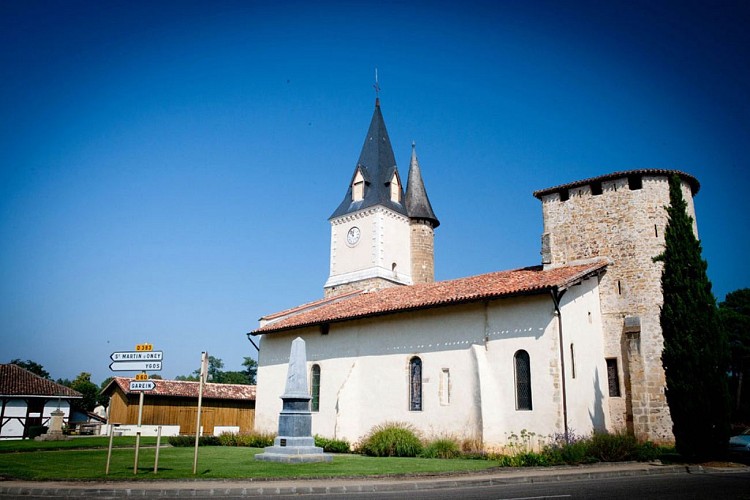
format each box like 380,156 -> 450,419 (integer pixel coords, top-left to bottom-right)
10,359 -> 50,379
655,175 -> 730,459
97,377 -> 114,408
242,357 -> 258,385
150,374 -> 163,380
176,356 -> 256,385
719,288 -> 750,420
221,371 -> 252,384
62,372 -> 100,412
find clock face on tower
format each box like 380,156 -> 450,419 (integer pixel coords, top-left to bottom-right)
346,226 -> 361,246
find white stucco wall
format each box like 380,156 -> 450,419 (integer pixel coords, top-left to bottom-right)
255,276 -> 608,450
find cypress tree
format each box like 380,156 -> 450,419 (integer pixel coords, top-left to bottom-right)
655,174 -> 730,459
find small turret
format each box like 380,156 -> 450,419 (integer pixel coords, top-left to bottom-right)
405,143 -> 439,284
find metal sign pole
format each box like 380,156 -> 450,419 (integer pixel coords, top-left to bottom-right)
133,390 -> 144,475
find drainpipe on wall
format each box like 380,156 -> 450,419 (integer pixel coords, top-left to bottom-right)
550,288 -> 569,440
245,333 -> 260,352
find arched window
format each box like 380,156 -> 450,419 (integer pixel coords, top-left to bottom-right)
311,364 -> 321,412
409,357 -> 422,411
514,350 -> 532,410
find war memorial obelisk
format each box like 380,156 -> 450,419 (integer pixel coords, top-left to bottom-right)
255,337 -> 331,463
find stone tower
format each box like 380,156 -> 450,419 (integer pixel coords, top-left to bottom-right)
405,143 -> 440,284
534,170 -> 700,443
324,100 -> 438,297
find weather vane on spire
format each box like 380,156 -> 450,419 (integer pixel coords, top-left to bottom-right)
374,67 -> 380,103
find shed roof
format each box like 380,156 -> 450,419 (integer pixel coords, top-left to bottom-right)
0,364 -> 82,398
103,378 -> 256,401
533,169 -> 700,198
255,259 -> 608,335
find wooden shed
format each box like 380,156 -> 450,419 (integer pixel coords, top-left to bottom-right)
102,378 -> 256,435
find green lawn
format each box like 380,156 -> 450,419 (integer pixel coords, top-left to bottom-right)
0,439 -> 500,481
0,436 -> 158,453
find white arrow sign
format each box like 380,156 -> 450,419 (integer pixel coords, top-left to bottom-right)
110,351 -> 163,361
109,360 -> 162,372
129,381 -> 156,391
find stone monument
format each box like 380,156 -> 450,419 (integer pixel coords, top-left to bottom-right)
256,337 -> 331,463
35,409 -> 70,441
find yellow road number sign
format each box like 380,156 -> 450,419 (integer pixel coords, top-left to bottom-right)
135,373 -> 149,380
136,343 -> 153,351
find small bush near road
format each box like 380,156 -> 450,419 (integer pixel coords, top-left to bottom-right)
167,435 -> 221,447
358,422 -> 423,457
314,435 -> 351,453
421,437 -> 462,459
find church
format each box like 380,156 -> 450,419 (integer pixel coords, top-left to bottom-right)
250,97 -> 700,449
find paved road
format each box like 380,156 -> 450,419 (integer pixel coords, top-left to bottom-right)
2,462 -> 749,498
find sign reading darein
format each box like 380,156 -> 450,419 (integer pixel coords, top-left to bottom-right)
129,380 -> 156,391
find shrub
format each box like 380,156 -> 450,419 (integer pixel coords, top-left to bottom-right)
358,422 -> 423,457
421,437 -> 462,459
217,431 -> 275,448
543,431 -> 595,465
168,435 -> 221,447
633,440 -> 663,462
587,431 -> 638,462
314,435 -> 351,453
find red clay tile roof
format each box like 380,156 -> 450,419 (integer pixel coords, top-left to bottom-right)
104,378 -> 256,401
0,364 -> 82,398
254,260 -> 608,335
533,169 -> 700,198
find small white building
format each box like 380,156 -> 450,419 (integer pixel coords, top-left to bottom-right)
0,364 -> 81,439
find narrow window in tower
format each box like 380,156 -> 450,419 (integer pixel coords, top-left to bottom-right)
559,189 -> 569,202
591,181 -> 603,196
311,364 -> 321,412
352,170 -> 365,202
617,280 -> 622,295
655,224 -> 659,238
409,357 -> 422,411
606,358 -> 621,397
514,350 -> 532,410
390,173 -> 401,203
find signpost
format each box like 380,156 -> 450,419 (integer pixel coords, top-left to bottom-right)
107,343 -> 163,475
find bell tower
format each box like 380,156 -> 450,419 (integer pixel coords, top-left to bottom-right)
324,99 -> 440,297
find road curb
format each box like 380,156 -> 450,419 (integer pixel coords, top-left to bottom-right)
1,463 -> 722,497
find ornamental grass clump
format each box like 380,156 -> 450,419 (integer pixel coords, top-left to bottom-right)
421,437 -> 462,459
358,422 -> 423,457
217,431 -> 275,448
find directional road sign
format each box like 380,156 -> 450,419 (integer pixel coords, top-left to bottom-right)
110,351 -> 163,362
129,380 -> 156,391
109,360 -> 162,372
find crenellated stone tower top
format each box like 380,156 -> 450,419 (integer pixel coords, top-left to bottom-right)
534,169 -> 700,443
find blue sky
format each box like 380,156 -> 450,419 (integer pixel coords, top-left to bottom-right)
1,0 -> 748,384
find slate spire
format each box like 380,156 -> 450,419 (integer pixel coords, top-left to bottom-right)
330,100 -> 407,219
405,142 -> 439,228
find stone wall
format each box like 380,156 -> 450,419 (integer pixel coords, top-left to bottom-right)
538,172 -> 697,443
